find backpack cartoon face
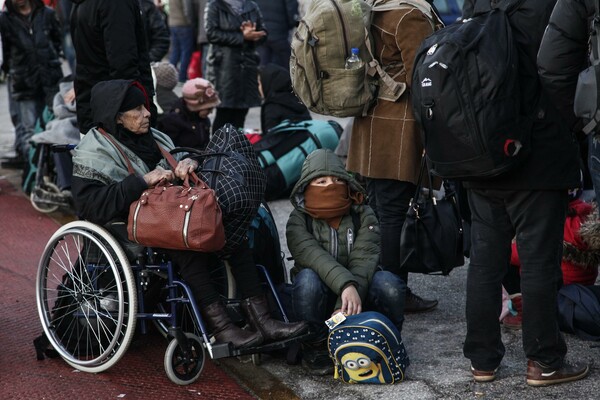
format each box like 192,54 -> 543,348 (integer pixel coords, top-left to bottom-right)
339,350 -> 387,384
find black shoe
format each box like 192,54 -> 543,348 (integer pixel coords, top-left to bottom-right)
526,359 -> 589,387
1,154 -> 25,169
404,288 -> 438,313
302,341 -> 334,376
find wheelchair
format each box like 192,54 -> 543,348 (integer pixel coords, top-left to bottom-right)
29,143 -> 75,214
35,220 -> 307,385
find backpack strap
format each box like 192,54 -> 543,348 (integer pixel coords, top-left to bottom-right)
364,0 -> 442,102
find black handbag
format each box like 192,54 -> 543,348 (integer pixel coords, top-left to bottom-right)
399,156 -> 465,275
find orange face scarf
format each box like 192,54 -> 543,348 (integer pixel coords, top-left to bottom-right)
304,183 -> 360,229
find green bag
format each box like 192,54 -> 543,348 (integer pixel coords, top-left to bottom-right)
290,0 -> 439,118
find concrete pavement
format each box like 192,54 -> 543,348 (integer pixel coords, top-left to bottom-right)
1,79 -> 599,400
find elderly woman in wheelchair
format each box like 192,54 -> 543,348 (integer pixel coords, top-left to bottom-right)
35,79 -> 307,384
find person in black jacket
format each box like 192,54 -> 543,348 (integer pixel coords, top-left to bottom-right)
258,63 -> 310,133
461,0 -> 589,386
205,0 -> 266,133
141,0 -> 171,63
253,0 -> 297,68
538,0 -> 599,201
0,0 -> 63,165
69,0 -> 156,134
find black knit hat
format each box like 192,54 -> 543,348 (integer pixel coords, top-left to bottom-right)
119,85 -> 146,112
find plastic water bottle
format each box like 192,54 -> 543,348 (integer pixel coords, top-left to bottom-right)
345,48 -> 363,70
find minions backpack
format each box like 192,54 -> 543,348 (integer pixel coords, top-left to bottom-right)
327,311 -> 409,384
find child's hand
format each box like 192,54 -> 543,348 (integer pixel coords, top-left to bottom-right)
340,285 -> 361,316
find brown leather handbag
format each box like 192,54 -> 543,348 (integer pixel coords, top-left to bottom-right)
99,129 -> 226,252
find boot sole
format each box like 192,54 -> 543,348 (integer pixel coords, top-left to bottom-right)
526,366 -> 589,387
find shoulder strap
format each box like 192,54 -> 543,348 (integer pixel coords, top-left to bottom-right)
155,142 -> 207,188
591,0 -> 600,65
98,128 -> 135,175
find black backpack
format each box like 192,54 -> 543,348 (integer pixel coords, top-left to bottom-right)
411,0 -> 528,180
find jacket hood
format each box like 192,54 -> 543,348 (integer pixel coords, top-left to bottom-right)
90,79 -> 150,134
5,0 -> 44,14
259,63 -> 292,99
290,148 -> 365,210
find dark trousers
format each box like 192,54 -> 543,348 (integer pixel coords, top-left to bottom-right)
464,188 -> 567,370
366,178 -> 415,282
212,107 -> 249,134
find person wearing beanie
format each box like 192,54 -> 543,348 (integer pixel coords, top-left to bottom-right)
282,148 -> 407,375
71,79 -> 309,351
151,61 -> 180,120
157,77 -> 221,150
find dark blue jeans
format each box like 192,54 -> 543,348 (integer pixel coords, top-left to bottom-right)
169,25 -> 195,82
279,269 -> 406,339
464,188 -> 567,371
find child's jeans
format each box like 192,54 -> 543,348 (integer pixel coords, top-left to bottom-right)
278,268 -> 406,339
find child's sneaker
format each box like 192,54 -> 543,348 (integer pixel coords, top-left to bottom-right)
502,293 -> 522,329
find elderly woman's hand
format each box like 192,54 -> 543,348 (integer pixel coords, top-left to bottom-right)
175,158 -> 199,180
143,166 -> 175,186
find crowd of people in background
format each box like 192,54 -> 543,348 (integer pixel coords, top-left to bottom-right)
0,0 -> 597,389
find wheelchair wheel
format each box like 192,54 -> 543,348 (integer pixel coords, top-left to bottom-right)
164,333 -> 205,385
36,221 -> 137,373
30,178 -> 60,214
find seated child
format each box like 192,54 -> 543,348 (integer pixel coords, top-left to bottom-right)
157,77 -> 220,150
282,148 -> 407,375
503,190 -> 600,329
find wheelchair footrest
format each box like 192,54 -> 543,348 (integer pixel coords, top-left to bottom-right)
229,332 -> 316,357
209,342 -> 233,359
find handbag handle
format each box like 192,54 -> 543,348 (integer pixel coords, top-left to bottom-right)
155,141 -> 209,189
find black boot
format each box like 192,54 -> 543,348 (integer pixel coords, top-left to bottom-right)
202,301 -> 263,349
241,294 -> 309,342
301,338 -> 334,376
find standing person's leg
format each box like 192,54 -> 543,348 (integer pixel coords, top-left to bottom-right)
367,270 -> 407,332
178,25 -> 195,83
366,177 -> 437,312
169,26 -> 183,81
509,189 -> 589,385
463,189 -> 512,378
200,43 -> 210,78
16,98 -> 44,157
257,42 -> 273,67
510,190 -> 567,367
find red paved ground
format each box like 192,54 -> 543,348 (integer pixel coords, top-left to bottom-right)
0,178 -> 255,400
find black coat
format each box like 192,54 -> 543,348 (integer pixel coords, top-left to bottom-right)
462,0 -> 581,190
253,0 -> 297,41
141,0 -> 171,63
205,0 -> 266,109
538,0 -> 594,132
0,0 -> 63,102
70,0 -> 155,134
259,63 -> 310,133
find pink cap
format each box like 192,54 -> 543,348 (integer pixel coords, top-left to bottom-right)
181,78 -> 221,112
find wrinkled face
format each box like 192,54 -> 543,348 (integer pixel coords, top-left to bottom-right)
117,105 -> 151,135
310,175 -> 347,187
341,352 -> 384,382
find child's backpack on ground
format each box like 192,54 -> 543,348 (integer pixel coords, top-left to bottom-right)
247,202 -> 286,285
196,124 -> 266,255
327,311 -> 409,384
411,0 -> 528,180
290,0 -> 439,118
557,284 -> 600,341
253,120 -> 342,201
